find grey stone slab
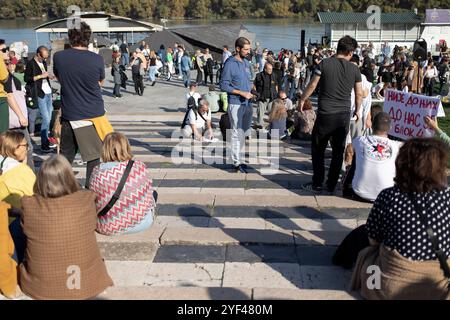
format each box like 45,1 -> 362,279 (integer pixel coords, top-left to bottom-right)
213,206 -> 265,218
226,244 -> 298,263
319,208 -> 371,219
157,179 -> 204,188
202,180 -> 244,189
296,246 -> 337,266
98,242 -> 158,261
223,262 -> 302,289
300,266 -> 353,290
156,204 -> 212,217
245,180 -> 290,190
212,206 -> 326,219
258,207 -> 322,219
153,245 -> 226,263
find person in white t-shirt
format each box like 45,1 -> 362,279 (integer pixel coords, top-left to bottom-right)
343,112 -> 403,202
185,82 -> 202,108
182,98 -> 213,140
349,54 -> 371,138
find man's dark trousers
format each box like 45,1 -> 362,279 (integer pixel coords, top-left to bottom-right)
311,112 -> 350,191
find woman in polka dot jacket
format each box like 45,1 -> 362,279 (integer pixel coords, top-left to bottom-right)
351,138 -> 450,300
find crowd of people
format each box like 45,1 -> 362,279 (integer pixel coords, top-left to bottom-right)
0,21 -> 449,300
0,23 -> 157,300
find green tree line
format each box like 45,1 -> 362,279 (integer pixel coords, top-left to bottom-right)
0,0 -> 446,20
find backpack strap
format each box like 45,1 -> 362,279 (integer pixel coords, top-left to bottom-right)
198,110 -> 207,123
97,160 -> 135,217
410,193 -> 450,287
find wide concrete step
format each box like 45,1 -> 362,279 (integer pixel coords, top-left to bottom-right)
95,217 -> 365,261
104,260 -> 354,291
97,286 -> 358,300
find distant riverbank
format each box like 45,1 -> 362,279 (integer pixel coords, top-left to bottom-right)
0,18 -> 325,52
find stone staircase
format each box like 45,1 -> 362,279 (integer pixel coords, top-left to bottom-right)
27,114 -> 372,300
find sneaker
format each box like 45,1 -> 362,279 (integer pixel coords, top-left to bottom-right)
234,164 -> 248,174
301,182 -> 323,193
48,137 -> 58,145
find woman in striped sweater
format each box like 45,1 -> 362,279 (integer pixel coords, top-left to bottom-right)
89,132 -> 156,236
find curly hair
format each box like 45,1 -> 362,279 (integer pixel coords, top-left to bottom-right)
68,22 -> 92,48
394,138 -> 448,193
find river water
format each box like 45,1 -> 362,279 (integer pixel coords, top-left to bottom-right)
0,18 -> 325,51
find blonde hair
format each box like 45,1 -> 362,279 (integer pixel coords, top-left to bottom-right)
34,155 -> 80,198
101,132 -> 133,163
269,99 -> 287,122
0,131 -> 25,159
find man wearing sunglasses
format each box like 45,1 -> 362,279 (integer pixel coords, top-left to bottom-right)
24,46 -> 54,153
0,39 -> 11,134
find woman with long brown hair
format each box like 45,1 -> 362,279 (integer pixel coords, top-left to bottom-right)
147,50 -> 158,86
268,98 -> 288,139
19,155 -> 113,299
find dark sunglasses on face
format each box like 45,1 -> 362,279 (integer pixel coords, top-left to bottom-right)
1,47 -> 9,53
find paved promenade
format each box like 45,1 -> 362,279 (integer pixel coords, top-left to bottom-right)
22,70 -> 374,300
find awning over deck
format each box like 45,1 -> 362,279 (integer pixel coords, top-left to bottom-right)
34,12 -> 164,33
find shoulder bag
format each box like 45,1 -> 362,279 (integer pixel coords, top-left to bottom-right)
97,160 -> 135,217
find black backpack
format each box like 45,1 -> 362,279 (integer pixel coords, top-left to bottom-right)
181,94 -> 200,129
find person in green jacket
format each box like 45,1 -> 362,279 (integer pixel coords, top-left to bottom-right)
425,116 -> 450,148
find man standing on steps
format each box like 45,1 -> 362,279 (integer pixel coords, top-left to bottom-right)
298,36 -> 363,194
253,62 -> 277,129
220,37 -> 253,174
53,22 -> 113,189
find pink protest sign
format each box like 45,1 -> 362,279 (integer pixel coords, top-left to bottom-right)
383,89 -> 445,140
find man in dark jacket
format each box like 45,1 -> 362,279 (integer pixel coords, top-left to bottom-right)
253,62 -> 278,129
24,46 -> 55,152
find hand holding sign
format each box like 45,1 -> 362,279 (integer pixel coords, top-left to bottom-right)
383,89 -> 445,140
424,116 -> 439,132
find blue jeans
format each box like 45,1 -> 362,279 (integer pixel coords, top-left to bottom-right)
9,218 -> 26,264
182,69 -> 191,87
38,93 -> 53,149
228,101 -> 253,166
148,66 -> 157,82
121,53 -> 130,66
288,78 -> 297,100
27,107 -> 39,135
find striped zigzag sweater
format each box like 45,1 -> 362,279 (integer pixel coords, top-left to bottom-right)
89,160 -> 155,235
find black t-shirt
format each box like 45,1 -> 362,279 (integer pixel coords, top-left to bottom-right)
131,57 -> 143,75
306,54 -> 314,69
120,43 -> 128,54
378,66 -> 393,83
149,57 -> 157,67
313,53 -> 321,68
315,57 -> 362,115
53,48 -> 105,121
362,57 -> 375,83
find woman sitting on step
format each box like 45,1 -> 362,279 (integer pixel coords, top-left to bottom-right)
19,155 -> 113,300
0,131 -> 36,210
89,132 -> 156,236
351,138 -> 450,300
